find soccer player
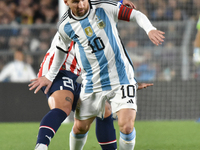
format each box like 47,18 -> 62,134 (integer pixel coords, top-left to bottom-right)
30,0 -> 161,150
57,1 -> 163,150
28,1 -> 141,150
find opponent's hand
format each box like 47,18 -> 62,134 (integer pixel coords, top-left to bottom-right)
148,30 -> 165,46
137,82 -> 153,90
28,76 -> 52,94
123,0 -> 136,9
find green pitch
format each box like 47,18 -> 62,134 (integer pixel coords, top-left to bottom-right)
0,120 -> 199,150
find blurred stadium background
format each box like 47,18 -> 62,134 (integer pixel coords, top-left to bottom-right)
0,0 -> 200,122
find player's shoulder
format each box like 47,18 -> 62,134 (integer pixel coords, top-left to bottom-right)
57,10 -> 70,29
90,0 -> 119,7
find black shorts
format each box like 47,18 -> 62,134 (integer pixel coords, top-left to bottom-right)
41,70 -> 81,111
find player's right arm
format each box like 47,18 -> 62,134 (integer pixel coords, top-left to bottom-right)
116,4 -> 165,46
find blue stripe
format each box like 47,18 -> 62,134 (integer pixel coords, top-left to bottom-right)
96,8 -> 129,85
80,18 -> 111,91
64,23 -> 93,93
120,128 -> 136,141
71,129 -> 88,139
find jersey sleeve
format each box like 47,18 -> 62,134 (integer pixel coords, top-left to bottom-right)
45,33 -> 68,82
45,48 -> 67,82
98,1 -> 122,22
56,32 -> 71,52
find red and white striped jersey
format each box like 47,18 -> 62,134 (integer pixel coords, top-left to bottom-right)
37,32 -> 81,77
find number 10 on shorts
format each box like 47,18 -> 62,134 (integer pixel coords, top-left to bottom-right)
120,85 -> 135,99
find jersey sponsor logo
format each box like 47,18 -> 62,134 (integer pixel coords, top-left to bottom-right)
84,26 -> 93,37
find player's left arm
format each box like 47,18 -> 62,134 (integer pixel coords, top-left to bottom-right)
148,30 -> 165,46
117,5 -> 165,46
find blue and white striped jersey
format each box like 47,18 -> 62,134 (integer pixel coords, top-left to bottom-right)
55,0 -> 156,93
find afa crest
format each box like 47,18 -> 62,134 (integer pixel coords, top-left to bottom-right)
84,27 -> 93,37
95,15 -> 105,29
97,20 -> 105,29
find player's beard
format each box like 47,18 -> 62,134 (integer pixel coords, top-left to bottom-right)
77,8 -> 88,17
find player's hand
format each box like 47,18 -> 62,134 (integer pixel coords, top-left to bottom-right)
137,82 -> 153,90
122,0 -> 136,9
148,30 -> 165,46
28,76 -> 52,94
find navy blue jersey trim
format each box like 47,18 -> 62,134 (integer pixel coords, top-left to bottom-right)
56,46 -> 68,54
57,11 -> 69,29
91,0 -> 118,6
118,36 -> 134,71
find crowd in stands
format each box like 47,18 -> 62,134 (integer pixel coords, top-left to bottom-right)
0,0 -> 58,25
0,0 -> 199,26
0,0 -> 200,81
135,0 -> 200,21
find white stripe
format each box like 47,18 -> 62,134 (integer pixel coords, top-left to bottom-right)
99,140 -> 117,145
40,126 -> 56,135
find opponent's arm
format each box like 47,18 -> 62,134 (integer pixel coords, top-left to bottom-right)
137,82 -> 153,90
